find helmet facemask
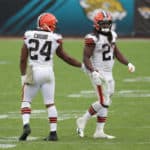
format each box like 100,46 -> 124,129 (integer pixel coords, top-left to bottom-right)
97,20 -> 112,33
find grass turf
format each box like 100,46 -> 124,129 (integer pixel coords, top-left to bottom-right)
0,38 -> 149,150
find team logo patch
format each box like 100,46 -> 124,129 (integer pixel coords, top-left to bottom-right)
138,7 -> 150,19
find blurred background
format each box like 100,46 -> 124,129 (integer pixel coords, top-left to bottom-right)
0,0 -> 149,37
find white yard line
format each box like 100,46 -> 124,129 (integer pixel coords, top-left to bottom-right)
0,61 -> 11,65
67,89 -> 150,98
0,144 -> 16,149
123,77 -> 150,82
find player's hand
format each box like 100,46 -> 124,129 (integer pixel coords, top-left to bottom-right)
21,75 -> 26,86
128,63 -> 135,72
91,71 -> 105,85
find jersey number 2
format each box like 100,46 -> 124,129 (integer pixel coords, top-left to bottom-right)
29,39 -> 51,61
102,44 -> 112,61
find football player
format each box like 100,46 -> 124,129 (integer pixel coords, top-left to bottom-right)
76,10 -> 135,139
19,13 -> 82,141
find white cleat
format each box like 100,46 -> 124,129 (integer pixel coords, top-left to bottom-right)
76,117 -> 86,138
93,132 -> 116,139
76,128 -> 84,138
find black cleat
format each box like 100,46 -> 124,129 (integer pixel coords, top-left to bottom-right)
19,124 -> 31,141
44,131 -> 58,141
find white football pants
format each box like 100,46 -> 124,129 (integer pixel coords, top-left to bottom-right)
22,66 -> 55,105
90,71 -> 115,106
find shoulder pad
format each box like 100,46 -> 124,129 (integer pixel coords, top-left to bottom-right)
84,34 -> 97,45
85,34 -> 97,42
24,30 -> 33,40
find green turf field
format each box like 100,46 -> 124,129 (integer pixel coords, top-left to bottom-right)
0,38 -> 149,150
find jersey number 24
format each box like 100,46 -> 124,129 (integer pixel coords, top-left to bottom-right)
28,39 -> 51,61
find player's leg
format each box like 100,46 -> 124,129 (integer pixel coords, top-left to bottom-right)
76,100 -> 103,137
76,79 -> 106,138
93,107 -> 115,139
93,80 -> 115,139
19,84 -> 39,141
41,78 -> 58,141
76,77 -> 101,137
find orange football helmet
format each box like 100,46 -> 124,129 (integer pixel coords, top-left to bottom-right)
94,11 -> 112,33
37,13 -> 57,32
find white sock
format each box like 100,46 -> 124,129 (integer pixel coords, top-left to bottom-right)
82,111 -> 91,121
96,122 -> 105,133
22,114 -> 30,125
47,105 -> 58,132
21,101 -> 31,126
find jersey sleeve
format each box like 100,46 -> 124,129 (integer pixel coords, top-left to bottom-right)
53,33 -> 63,44
111,31 -> 118,43
23,31 -> 31,45
84,34 -> 97,46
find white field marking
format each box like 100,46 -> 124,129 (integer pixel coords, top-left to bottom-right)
0,144 -> 16,149
27,136 -> 39,141
0,61 -> 10,65
0,110 -> 85,120
30,141 -> 150,145
0,137 -> 18,142
67,90 -> 150,98
1,138 -> 150,146
0,115 -> 8,119
1,140 -> 150,146
138,142 -> 150,145
68,90 -> 95,98
2,136 -> 149,145
115,90 -> 150,97
124,77 -> 150,82
0,136 -> 39,143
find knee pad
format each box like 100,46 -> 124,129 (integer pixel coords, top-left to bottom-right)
97,107 -> 108,117
92,101 -> 102,112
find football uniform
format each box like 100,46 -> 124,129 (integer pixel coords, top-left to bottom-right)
85,31 -> 117,106
23,30 -> 62,105
76,10 -> 135,139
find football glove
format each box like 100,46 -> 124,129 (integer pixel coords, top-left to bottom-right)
128,63 -> 135,73
21,75 -> 26,86
91,71 -> 105,85
81,63 -> 87,73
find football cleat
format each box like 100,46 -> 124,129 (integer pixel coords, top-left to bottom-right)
76,117 -> 87,138
44,131 -> 58,141
76,128 -> 84,138
93,131 -> 115,139
19,124 -> 31,141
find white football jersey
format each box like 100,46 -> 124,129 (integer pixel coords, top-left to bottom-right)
24,30 -> 62,67
85,31 -> 117,72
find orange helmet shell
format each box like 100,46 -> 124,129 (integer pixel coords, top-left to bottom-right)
94,11 -> 112,32
94,11 -> 112,23
37,13 -> 57,32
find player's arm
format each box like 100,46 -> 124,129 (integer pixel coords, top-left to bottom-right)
114,44 -> 135,72
20,43 -> 28,75
83,38 -> 95,72
83,38 -> 104,85
56,40 -> 81,68
20,44 -> 28,85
